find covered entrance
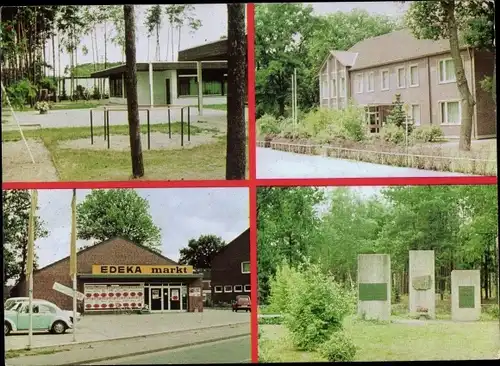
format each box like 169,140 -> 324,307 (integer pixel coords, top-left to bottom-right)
364,104 -> 392,133
145,283 -> 188,312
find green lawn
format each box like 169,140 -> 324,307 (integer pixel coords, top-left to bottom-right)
2,122 -> 238,181
200,104 -> 227,111
260,317 -> 500,362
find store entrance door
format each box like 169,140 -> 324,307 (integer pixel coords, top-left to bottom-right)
169,287 -> 182,311
150,287 -> 162,311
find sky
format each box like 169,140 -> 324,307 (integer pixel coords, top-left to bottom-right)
46,2 -> 407,74
47,4 -> 229,74
33,188 -> 249,269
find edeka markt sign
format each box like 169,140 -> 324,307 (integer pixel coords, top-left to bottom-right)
92,265 -> 194,275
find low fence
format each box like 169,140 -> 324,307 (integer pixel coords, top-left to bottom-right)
257,140 -> 496,176
90,105 -> 191,150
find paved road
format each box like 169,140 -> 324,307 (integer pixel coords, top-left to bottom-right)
256,147 -> 468,178
88,336 -> 251,365
4,108 -> 226,129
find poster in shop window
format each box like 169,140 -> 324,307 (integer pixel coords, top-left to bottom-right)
171,289 -> 179,301
152,289 -> 160,299
189,287 -> 201,297
84,284 -> 144,311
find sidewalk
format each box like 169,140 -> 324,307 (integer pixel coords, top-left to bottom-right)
6,323 -> 251,365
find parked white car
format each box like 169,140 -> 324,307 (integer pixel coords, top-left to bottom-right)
4,297 -> 81,323
4,299 -> 74,335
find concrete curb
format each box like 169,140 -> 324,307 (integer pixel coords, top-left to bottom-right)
8,321 -> 250,352
76,332 -> 251,365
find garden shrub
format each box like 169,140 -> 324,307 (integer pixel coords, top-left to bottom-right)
483,304 -> 499,319
267,261 -> 303,314
257,114 -> 281,137
386,94 -> 408,129
302,105 -> 367,143
319,330 -> 357,362
411,125 -> 444,143
381,124 -> 406,145
4,79 -> 37,110
38,77 -> 57,95
274,260 -> 355,351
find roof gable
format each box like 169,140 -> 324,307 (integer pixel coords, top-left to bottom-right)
210,228 -> 250,264
34,237 -> 177,274
347,28 -> 461,71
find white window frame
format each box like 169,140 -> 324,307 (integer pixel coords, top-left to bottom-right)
396,66 -> 406,89
331,76 -> 337,98
365,71 -> 375,92
354,73 -> 363,94
321,76 -> 328,98
410,104 -> 421,126
241,261 -> 250,274
224,285 -> 233,293
409,64 -> 419,87
438,58 -> 456,84
380,69 -> 389,91
438,100 -> 461,125
244,285 -> 251,293
339,76 -> 346,96
214,286 -> 223,293
234,285 -> 243,292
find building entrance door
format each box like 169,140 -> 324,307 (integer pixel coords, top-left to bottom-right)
150,287 -> 162,311
165,79 -> 171,105
169,287 -> 182,311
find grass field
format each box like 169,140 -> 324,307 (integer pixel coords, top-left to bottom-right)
259,317 -> 500,362
2,122 -> 248,181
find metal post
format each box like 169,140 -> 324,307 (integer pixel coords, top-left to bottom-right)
147,109 -> 151,150
103,108 -> 107,140
187,106 -> 191,142
28,274 -> 33,349
72,274 -> 77,342
168,108 -> 171,139
181,108 -> 184,147
90,110 -> 94,145
107,110 -> 110,149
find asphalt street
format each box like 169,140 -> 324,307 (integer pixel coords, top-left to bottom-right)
88,336 -> 251,364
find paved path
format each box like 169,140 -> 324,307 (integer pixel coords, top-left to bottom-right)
5,310 -> 250,351
89,335 -> 251,365
6,323 -> 250,366
256,147 -> 468,178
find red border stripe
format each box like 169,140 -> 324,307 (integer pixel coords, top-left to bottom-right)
246,3 -> 259,364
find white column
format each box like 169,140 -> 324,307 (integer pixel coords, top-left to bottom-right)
409,250 -> 436,319
149,62 -> 154,107
197,61 -> 203,116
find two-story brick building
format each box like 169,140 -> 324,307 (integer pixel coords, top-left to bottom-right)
210,229 -> 250,305
318,29 -> 496,139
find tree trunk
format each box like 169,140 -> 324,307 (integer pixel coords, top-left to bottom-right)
51,31 -> 58,102
171,26 -> 175,61
156,25 -> 160,61
442,0 -> 475,151
166,26 -> 170,61
177,26 -> 181,55
57,34 -> 61,98
123,5 -> 144,178
104,22 -> 108,69
225,4 -> 246,180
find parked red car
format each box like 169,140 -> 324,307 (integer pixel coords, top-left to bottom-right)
232,295 -> 251,312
